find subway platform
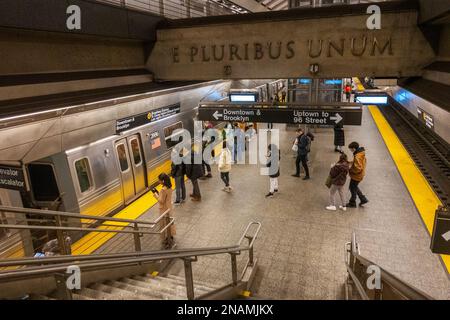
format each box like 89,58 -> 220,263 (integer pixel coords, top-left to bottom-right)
90,107 -> 449,300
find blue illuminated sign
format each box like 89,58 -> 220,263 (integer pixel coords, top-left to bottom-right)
355,96 -> 388,105
298,79 -> 312,85
324,79 -> 342,85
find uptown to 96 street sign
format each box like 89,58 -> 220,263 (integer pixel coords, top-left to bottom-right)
198,105 -> 362,126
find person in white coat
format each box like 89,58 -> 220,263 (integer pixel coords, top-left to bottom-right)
218,142 -> 232,192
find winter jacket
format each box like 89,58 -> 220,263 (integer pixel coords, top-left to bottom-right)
349,147 -> 367,181
296,134 -> 311,156
329,161 -> 349,186
185,152 -> 204,180
333,124 -> 345,147
266,151 -> 280,178
156,187 -> 173,213
218,148 -> 232,173
171,161 -> 185,178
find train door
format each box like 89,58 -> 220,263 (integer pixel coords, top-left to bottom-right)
115,140 -> 135,204
126,135 -> 147,195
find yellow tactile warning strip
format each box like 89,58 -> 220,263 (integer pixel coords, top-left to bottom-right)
369,105 -> 450,274
241,290 -> 251,297
71,160 -> 173,255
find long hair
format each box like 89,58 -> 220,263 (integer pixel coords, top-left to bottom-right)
158,173 -> 172,188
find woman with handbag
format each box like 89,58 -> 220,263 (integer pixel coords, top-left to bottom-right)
153,173 -> 175,248
326,153 -> 350,211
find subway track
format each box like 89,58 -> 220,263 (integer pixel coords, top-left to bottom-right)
378,98 -> 450,206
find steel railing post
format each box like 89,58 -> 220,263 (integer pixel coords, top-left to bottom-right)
230,253 -> 238,285
133,223 -> 142,252
55,216 -> 68,255
183,258 -> 195,300
54,273 -> 73,300
247,236 -> 254,266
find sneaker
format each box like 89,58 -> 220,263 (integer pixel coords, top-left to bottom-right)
359,198 -> 369,207
346,202 -> 357,208
206,173 -> 212,178
339,206 -> 347,211
191,196 -> 201,202
292,174 -> 300,177
265,192 -> 274,198
274,189 -> 278,193
222,187 -> 228,192
302,176 -> 310,180
174,201 -> 182,206
227,186 -> 233,192
326,205 -> 337,211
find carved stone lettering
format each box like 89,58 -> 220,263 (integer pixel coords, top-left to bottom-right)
327,39 -> 345,57
212,45 -> 225,61
308,39 -> 323,58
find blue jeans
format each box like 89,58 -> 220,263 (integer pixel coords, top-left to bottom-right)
175,176 -> 186,202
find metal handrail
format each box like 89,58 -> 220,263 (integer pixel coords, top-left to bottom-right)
0,206 -> 166,227
0,206 -> 174,255
0,221 -> 261,300
345,232 -> 433,300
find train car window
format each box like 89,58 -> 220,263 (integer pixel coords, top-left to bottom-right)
116,144 -> 129,172
130,139 -> 142,165
74,158 -> 93,193
28,163 -> 60,201
164,122 -> 184,148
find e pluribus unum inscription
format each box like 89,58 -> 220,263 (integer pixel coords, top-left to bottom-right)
171,36 -> 393,64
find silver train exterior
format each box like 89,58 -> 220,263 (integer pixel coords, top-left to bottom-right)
22,81 -> 233,217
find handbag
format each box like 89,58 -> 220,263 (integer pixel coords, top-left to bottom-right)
325,175 -> 332,189
291,143 -> 298,153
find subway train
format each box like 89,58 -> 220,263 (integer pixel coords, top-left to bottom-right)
13,79 -> 284,220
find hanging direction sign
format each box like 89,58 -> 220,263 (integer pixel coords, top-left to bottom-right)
116,103 -> 181,134
198,105 -> 362,126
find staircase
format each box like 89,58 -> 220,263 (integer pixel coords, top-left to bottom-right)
30,273 -> 218,300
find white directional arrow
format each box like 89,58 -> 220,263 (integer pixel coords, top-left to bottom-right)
330,113 -> 343,124
442,230 -> 450,242
213,110 -> 223,120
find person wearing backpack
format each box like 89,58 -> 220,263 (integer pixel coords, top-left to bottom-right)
292,128 -> 311,180
326,153 -> 350,211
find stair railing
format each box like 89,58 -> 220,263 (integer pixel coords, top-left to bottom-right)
0,205 -> 174,255
0,221 -> 261,300
344,233 -> 433,300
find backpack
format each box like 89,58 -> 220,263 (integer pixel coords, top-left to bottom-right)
306,136 -> 311,153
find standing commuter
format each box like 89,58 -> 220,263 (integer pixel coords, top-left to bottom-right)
171,149 -> 186,205
344,83 -> 352,102
201,132 -> 213,179
218,142 -> 232,192
333,123 -> 345,153
185,149 -> 203,201
153,173 -> 175,247
281,90 -> 287,103
347,142 -> 369,208
326,153 -> 350,211
265,144 -> 280,198
292,128 -> 311,180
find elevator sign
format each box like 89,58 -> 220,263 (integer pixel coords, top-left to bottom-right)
198,106 -> 362,126
0,166 -> 26,191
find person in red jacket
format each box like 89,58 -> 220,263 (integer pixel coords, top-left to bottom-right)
326,153 -> 350,211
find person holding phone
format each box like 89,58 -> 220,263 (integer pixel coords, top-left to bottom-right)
153,173 -> 175,247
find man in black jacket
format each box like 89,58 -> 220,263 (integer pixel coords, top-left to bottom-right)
185,150 -> 203,201
292,128 -> 311,180
171,149 -> 186,205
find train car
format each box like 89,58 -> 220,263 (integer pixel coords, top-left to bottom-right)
20,81 -> 232,218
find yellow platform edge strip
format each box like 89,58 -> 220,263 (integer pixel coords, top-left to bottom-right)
368,105 -> 449,274
71,160 -> 174,255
